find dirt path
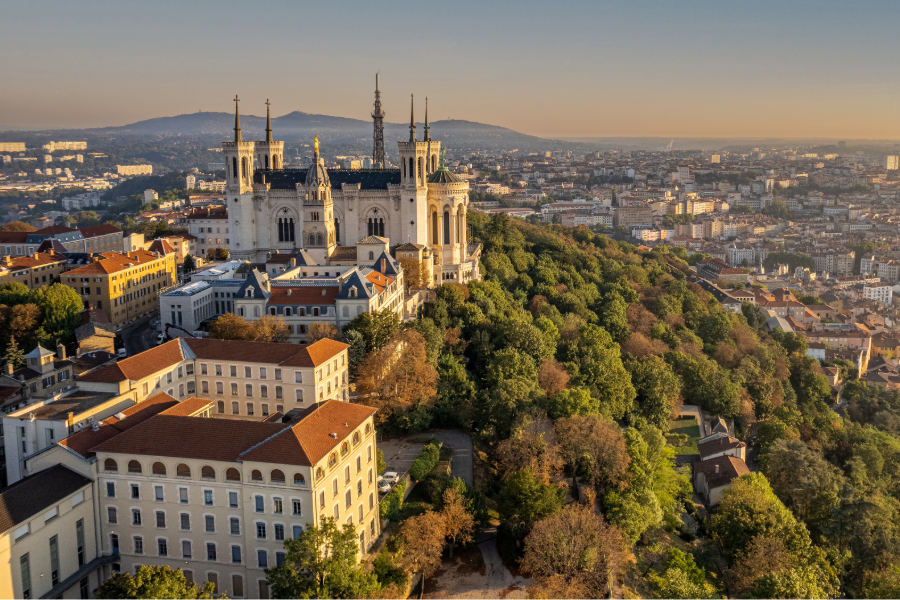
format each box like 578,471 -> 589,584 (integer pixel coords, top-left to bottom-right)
426,530 -> 531,599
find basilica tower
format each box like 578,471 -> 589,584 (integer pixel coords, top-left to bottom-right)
302,136 -> 337,263
255,99 -> 284,171
222,95 -> 255,195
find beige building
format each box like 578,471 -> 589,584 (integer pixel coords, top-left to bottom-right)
0,251 -> 69,290
76,337 -> 351,419
43,141 -> 87,153
117,165 -> 153,176
0,142 -> 26,152
62,247 -> 178,326
0,464 -> 101,599
27,394 -> 379,599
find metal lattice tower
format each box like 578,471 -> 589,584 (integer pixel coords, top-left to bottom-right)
372,73 -> 386,168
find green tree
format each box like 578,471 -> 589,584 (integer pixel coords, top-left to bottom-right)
32,283 -> 82,346
545,387 -> 597,419
626,355 -> 681,430
560,323 -> 636,419
498,469 -> 565,540
376,448 -> 387,475
597,292 -> 630,342
3,336 -> 24,370
667,351 -> 741,417
183,254 -> 196,274
343,309 -> 400,355
97,565 -> 217,599
76,210 -> 101,226
433,354 -> 476,428
265,517 -> 378,599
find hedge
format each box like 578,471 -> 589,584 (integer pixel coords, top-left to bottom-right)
380,480 -> 406,521
409,442 -> 441,481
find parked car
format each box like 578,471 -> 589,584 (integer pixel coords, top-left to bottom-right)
156,333 -> 166,345
117,348 -> 127,358
382,471 -> 400,485
378,479 -> 392,494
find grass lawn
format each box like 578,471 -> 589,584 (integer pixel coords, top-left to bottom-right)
668,417 -> 701,455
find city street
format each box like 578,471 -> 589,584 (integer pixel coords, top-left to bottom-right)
119,310 -> 159,357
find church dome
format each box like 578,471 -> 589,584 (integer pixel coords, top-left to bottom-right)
306,157 -> 329,187
427,167 -> 461,184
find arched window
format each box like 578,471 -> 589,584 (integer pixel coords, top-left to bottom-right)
308,233 -> 316,246
334,219 -> 340,244
226,468 -> 240,481
431,154 -> 437,172
328,452 -> 337,467
278,218 -> 284,242
251,470 -> 263,481
364,423 -> 371,435
443,210 -> 450,244
254,306 -> 260,318
316,233 -> 323,246
285,308 -> 292,317
417,157 -> 423,180
177,464 -> 190,477
152,462 -> 166,476
457,212 -> 463,243
431,211 -> 438,245
402,160 -> 406,179
271,469 -> 285,483
352,432 -> 360,445
264,154 -> 269,169
232,157 -> 238,180
201,465 -> 215,480
315,467 -> 324,481
294,473 -> 306,485
340,441 -> 349,456
241,156 -> 248,179
288,218 -> 295,242
274,155 -> 280,169
128,460 -> 142,474
368,251 -> 374,260
104,458 -> 118,472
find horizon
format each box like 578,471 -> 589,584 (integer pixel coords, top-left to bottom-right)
2,0 -> 900,139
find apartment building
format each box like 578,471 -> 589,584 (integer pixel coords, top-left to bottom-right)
0,224 -> 123,258
0,251 -> 68,289
0,142 -> 26,152
0,465 -> 101,600
614,206 -> 653,228
62,248 -> 177,326
76,337 -> 351,420
186,208 -> 229,258
43,141 -> 87,152
116,165 -> 153,176
27,395 -> 379,599
863,283 -> 892,306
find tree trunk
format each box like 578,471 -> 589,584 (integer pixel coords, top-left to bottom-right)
419,572 -> 426,599
449,539 -> 455,559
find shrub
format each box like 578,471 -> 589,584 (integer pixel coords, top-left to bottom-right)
380,480 -> 406,521
409,442 -> 441,481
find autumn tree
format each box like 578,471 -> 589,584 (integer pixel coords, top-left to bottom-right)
442,487 -> 475,558
537,358 -> 570,398
400,510 -> 447,594
208,313 -> 253,340
306,321 -> 341,344
0,221 -> 36,232
97,565 -> 216,599
521,503 -> 625,599
397,256 -> 426,290
252,315 -> 291,342
555,414 -> 631,494
494,417 -> 562,484
356,329 -> 437,431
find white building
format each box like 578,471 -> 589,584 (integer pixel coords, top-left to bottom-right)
863,283 -> 892,305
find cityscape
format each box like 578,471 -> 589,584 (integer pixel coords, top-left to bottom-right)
1,1 -> 900,599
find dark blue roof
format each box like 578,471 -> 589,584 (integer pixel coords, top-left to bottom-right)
256,168 -> 401,191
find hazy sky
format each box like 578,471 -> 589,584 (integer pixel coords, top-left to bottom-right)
2,0 -> 900,138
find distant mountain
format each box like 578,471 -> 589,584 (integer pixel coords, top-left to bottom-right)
90,111 -> 573,152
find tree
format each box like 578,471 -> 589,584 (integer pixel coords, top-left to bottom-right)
306,321 -> 341,345
559,323 -> 635,419
498,469 -> 565,541
433,353 -> 476,428
183,254 -> 196,274
597,292 -> 630,342
0,221 -> 36,232
442,487 -> 475,558
763,439 -> 845,528
545,387 -> 597,419
343,309 -> 400,354
265,517 -> 377,599
32,284 -> 82,345
376,448 -> 387,474
555,414 -> 631,493
626,355 -> 681,430
666,351 -> 741,417
521,503 -> 625,599
252,315 -> 291,343
494,417 -> 563,484
97,565 -> 217,599
3,335 -> 24,370
397,256 -> 426,290
604,428 -> 663,544
76,210 -> 101,226
400,510 -> 447,594
208,313 -> 253,340
537,358 -> 570,398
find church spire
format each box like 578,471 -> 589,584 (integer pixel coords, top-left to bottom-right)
265,99 -> 273,143
423,97 -> 430,142
408,94 -> 417,143
372,72 -> 386,168
233,95 -> 242,143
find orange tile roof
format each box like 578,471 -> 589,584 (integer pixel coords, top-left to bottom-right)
78,339 -> 186,383
91,415 -> 289,462
159,396 -> 213,416
268,287 -> 340,305
239,400 -> 376,466
7,252 -> 67,269
59,393 -> 178,458
65,249 -> 168,276
302,338 -> 350,367
365,271 -> 395,294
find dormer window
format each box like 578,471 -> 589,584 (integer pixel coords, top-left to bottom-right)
247,288 -> 254,298
349,287 -> 357,298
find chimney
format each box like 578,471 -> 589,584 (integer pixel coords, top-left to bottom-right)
57,343 -> 66,360
67,412 -> 74,428
5,362 -> 13,375
714,464 -> 719,474
290,258 -> 297,268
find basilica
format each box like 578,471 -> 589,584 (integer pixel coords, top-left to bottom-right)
221,80 -> 481,286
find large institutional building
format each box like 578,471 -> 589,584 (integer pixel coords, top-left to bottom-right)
222,82 -> 481,286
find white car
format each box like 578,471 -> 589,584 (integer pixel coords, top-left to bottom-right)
378,479 -> 392,494
117,348 -> 127,358
156,333 -> 166,345
382,471 -> 399,484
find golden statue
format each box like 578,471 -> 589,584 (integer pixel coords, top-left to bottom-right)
314,135 -> 319,155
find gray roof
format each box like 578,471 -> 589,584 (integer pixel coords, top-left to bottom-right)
0,465 -> 91,534
254,168 -> 401,190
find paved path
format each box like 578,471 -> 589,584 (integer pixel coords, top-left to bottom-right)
425,529 -> 531,599
678,404 -> 708,437
432,430 -> 474,487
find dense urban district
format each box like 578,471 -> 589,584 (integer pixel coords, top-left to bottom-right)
1,86 -> 900,600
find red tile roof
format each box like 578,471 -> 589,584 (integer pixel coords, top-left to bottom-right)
268,287 -> 340,305
65,249 -> 168,276
158,396 -> 213,416
79,224 -> 122,238
77,339 -> 185,383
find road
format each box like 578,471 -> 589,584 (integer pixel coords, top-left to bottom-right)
432,430 -> 474,487
119,310 -> 159,357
